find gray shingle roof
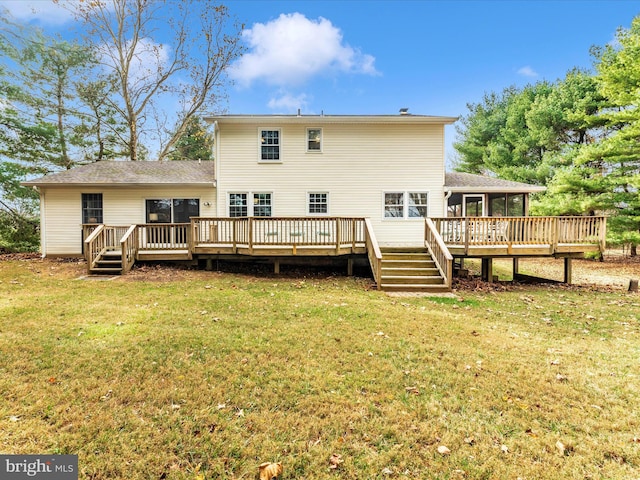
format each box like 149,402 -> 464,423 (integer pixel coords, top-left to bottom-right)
22,161 -> 215,186
445,172 -> 546,193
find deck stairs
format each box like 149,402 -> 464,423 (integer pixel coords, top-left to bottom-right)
90,250 -> 125,274
379,247 -> 450,292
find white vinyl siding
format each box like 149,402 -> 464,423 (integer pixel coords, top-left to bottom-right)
39,186 -> 215,256
216,121 -> 446,244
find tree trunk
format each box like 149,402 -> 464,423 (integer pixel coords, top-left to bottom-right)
631,244 -> 637,257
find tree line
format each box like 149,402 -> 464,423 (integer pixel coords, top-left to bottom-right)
0,0 -> 242,252
454,16 -> 640,256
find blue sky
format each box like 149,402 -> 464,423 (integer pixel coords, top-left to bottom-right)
2,0 -> 640,161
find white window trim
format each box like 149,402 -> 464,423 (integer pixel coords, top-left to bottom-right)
252,192 -> 274,217
306,127 -> 323,153
258,127 -> 282,163
383,191 -> 429,220
307,191 -> 330,216
228,191 -> 274,217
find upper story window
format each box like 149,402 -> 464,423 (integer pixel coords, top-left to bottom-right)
307,128 -> 322,152
260,129 -> 280,161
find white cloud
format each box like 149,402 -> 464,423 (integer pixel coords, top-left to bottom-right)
229,12 -> 378,87
1,0 -> 73,25
517,66 -> 538,78
267,92 -> 309,112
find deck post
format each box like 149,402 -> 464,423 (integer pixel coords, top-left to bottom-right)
512,257 -> 519,280
564,257 -> 572,284
347,257 -> 353,276
335,218 -> 341,255
274,259 -> 280,274
481,258 -> 493,282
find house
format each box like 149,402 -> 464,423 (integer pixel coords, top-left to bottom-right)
23,113 -> 606,291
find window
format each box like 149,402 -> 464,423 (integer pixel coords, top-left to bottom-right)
308,193 -> 328,214
384,193 -> 404,218
464,195 -> 484,216
229,193 -> 248,217
307,128 -> 322,152
253,193 -> 272,217
408,192 -> 428,218
384,192 -> 428,219
260,129 -> 280,161
488,193 -> 525,216
146,199 -> 199,223
82,193 -> 103,223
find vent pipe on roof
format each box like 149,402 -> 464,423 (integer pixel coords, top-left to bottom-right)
297,108 -> 301,116
399,108 -> 409,115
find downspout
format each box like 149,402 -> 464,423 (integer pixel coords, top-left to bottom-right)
444,190 -> 452,217
213,120 -> 220,216
33,186 -> 45,257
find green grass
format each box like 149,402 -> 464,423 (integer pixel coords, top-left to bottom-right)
1,259 -> 639,479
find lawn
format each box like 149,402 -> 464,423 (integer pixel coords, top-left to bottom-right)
1,258 -> 639,479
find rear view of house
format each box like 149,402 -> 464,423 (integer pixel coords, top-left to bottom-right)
24,112 -> 605,291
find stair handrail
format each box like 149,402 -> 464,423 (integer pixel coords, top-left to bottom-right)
84,224 -> 106,272
120,224 -> 138,273
364,218 -> 382,287
424,218 -> 453,290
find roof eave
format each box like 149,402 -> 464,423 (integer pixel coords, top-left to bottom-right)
205,114 -> 458,125
445,186 -> 547,193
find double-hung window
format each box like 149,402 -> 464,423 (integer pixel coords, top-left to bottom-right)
82,193 -> 103,223
253,193 -> 272,217
260,129 -> 280,161
308,192 -> 328,215
229,192 -> 273,217
307,128 -> 322,152
384,192 -> 428,219
229,193 -> 248,217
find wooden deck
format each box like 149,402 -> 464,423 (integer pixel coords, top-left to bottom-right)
83,215 -> 606,290
433,216 -> 606,258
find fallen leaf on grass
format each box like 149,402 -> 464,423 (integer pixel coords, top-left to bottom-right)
405,386 -> 420,395
556,373 -> 568,382
381,467 -> 393,475
556,441 -> 565,454
500,444 -> 509,454
258,462 -> 283,479
328,453 -> 343,469
464,436 -> 475,445
437,445 -> 451,455
9,416 -> 20,422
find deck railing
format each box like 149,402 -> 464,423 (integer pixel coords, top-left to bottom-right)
364,218 -> 382,286
137,223 -> 190,250
84,225 -> 130,270
190,217 -> 366,252
424,218 -> 453,289
433,216 -> 607,253
120,225 -> 138,273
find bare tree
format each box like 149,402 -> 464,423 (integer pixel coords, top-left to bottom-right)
62,0 -> 243,161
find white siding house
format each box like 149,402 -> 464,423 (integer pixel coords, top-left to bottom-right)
210,114 -> 456,244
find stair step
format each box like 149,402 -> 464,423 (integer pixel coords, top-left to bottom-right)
381,267 -> 440,276
381,275 -> 445,285
380,283 -> 451,292
90,267 -> 123,274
